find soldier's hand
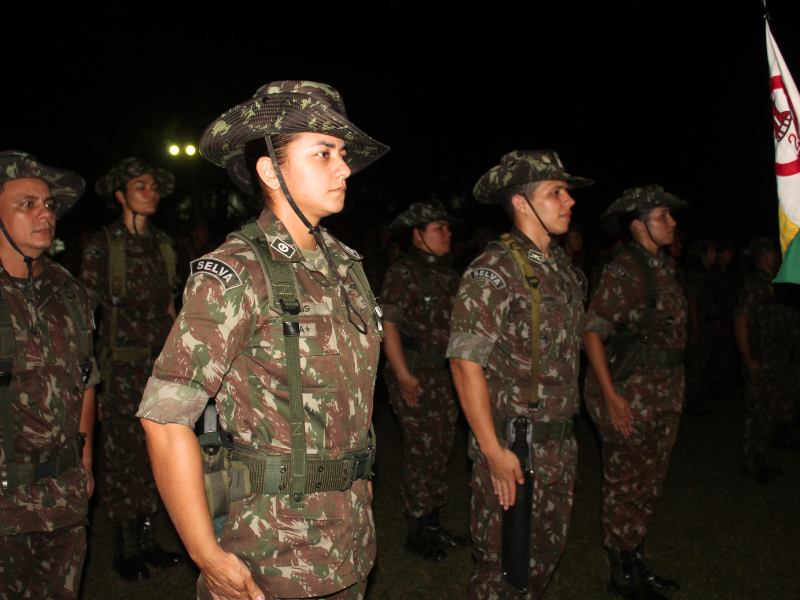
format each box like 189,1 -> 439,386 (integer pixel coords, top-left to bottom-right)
485,447 -> 524,510
605,391 -> 634,437
85,468 -> 95,498
398,374 -> 423,407
96,403 -> 103,422
202,551 -> 265,600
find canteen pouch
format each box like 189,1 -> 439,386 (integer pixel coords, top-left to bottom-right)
606,327 -> 646,382
398,328 -> 423,376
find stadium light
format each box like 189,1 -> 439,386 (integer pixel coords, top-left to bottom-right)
169,145 -> 180,155
185,145 -> 196,156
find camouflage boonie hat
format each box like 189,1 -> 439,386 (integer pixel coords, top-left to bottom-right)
602,184 -> 688,217
747,236 -> 780,256
473,150 -> 593,204
95,157 -> 175,199
0,150 -> 85,218
389,201 -> 463,230
199,80 -> 390,194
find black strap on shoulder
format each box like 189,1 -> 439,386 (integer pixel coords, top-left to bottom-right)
414,258 -> 433,353
617,246 -> 656,350
229,225 -> 307,508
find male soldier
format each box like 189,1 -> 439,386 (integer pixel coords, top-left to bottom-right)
448,150 -> 590,599
380,201 -> 464,561
79,158 -> 182,580
683,240 -> 719,414
0,151 -> 99,599
735,237 -> 800,483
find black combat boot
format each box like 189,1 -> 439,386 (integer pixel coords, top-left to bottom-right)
405,516 -> 447,562
425,507 -> 467,548
632,542 -> 679,595
743,453 -> 783,485
113,519 -> 149,581
607,549 -> 667,600
136,514 -> 184,568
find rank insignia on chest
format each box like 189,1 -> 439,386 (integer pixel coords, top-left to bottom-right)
604,263 -> 628,279
528,250 -> 544,264
270,237 -> 296,259
190,259 -> 243,290
470,268 -> 506,289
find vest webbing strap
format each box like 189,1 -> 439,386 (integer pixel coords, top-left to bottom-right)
346,258 -> 385,339
415,258 -> 434,356
498,234 -> 542,412
105,227 -> 177,358
620,246 -> 656,352
0,287 -> 16,488
229,225 -> 307,508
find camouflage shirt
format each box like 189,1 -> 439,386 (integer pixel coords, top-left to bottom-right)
734,269 -> 800,368
137,209 -> 380,597
446,227 -> 585,484
379,246 -> 460,358
0,258 -> 99,535
584,243 -> 687,414
685,264 -> 720,328
79,218 -> 175,350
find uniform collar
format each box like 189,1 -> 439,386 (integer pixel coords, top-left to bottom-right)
510,226 -> 567,268
408,244 -> 451,267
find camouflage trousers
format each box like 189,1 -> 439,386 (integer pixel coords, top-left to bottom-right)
0,520 -> 86,600
684,335 -> 713,407
468,456 -> 575,600
591,407 -> 680,552
197,572 -> 367,600
742,366 -> 794,464
386,366 -> 459,518
100,359 -> 159,520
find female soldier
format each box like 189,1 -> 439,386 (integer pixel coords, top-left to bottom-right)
583,185 -> 687,600
379,201 -> 463,561
137,81 -> 388,600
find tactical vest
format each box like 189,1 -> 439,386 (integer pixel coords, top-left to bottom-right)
197,223 -> 382,533
102,225 -> 177,364
0,274 -> 93,490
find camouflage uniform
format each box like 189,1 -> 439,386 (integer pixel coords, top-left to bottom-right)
138,209 -> 381,599
0,259 -> 100,599
380,245 -> 460,518
735,269 -> 800,466
584,243 -> 687,551
79,218 -> 175,521
447,227 -> 585,599
684,259 -> 721,407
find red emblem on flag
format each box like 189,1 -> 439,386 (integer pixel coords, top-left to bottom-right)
774,101 -> 792,142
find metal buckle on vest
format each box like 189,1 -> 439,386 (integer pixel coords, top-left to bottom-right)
1,464 -> 7,490
111,295 -> 121,307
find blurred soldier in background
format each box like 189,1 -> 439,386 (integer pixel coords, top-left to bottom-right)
80,158 -> 182,581
380,201 -> 464,562
0,151 -> 99,599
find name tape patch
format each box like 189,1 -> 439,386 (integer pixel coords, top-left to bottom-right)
270,237 -> 296,259
470,268 -> 506,289
604,263 -> 628,279
190,259 -> 243,290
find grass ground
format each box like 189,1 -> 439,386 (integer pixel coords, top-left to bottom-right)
80,385 -> 800,599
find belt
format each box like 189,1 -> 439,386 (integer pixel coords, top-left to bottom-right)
646,348 -> 684,366
110,345 -> 164,363
531,419 -> 574,443
1,435 -> 85,490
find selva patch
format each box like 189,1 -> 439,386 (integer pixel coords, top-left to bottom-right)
603,263 -> 628,279
190,258 -> 243,290
470,268 -> 506,289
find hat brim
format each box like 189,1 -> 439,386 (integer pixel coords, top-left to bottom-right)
389,212 -> 464,231
200,93 -> 389,194
602,196 -> 689,217
474,167 -> 594,204
1,164 -> 85,218
95,168 -> 175,199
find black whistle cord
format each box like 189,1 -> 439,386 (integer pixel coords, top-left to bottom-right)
264,136 -> 368,335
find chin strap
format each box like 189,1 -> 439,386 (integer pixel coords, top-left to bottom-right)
641,218 -> 663,248
521,194 -> 554,239
264,136 -> 368,335
415,228 -> 438,257
0,219 -> 38,331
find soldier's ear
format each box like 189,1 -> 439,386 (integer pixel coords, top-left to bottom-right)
256,156 -> 281,192
114,189 -> 126,205
511,194 -> 528,215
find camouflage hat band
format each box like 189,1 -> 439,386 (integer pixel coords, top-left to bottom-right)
0,150 -> 85,218
602,184 -> 689,217
95,157 -> 175,199
474,149 -> 593,204
389,201 -> 463,230
199,81 -> 390,194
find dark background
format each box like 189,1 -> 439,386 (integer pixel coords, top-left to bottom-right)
3,0 -> 799,245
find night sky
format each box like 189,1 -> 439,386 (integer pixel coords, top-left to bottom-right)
5,0 -> 800,245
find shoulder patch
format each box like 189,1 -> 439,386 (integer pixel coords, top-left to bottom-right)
270,237 -> 296,259
604,263 -> 628,279
190,258 -> 243,290
387,264 -> 411,277
84,247 -> 102,258
470,268 -> 506,289
339,241 -> 361,259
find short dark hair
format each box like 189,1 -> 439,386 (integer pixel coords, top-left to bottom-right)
618,207 -> 654,236
244,134 -> 300,209
500,181 -> 542,220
